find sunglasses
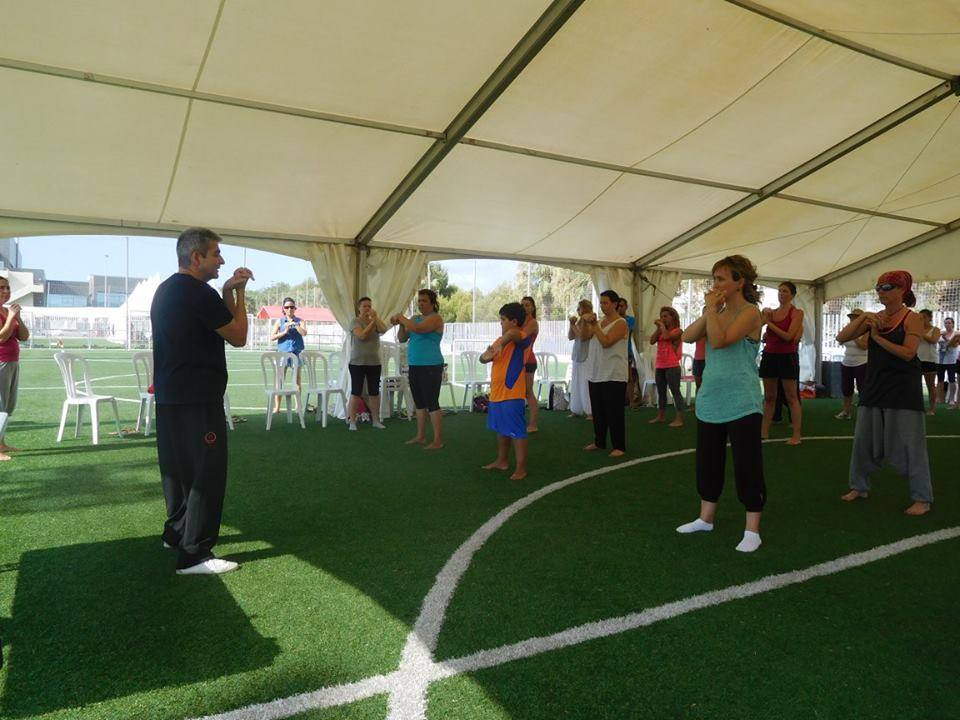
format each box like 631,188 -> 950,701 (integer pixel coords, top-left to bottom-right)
283,305 -> 296,310
875,282 -> 899,292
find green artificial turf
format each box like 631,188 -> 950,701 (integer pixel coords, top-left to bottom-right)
0,349 -> 957,719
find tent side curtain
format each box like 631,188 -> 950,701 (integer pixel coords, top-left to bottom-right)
823,228 -> 960,301
307,243 -> 358,329
637,269 -> 682,341
363,247 -> 429,320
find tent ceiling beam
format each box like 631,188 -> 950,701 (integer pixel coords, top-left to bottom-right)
725,0 -> 955,81
352,0 -> 586,247
633,80 -> 956,269
814,216 -> 960,286
369,239 -> 632,268
0,56 -> 443,140
0,208 -> 351,246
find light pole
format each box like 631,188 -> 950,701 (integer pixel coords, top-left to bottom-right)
103,254 -> 109,307
472,259 -> 477,323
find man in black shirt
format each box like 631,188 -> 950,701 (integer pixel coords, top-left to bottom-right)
151,227 -> 252,574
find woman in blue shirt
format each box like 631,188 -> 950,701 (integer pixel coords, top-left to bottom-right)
678,255 -> 766,553
391,289 -> 445,449
270,297 -> 306,413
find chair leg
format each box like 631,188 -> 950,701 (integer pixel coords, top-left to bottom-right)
75,404 -> 84,438
110,398 -> 122,438
297,393 -> 306,429
135,399 -> 144,433
463,384 -> 470,410
57,401 -> 69,442
145,397 -> 153,436
286,395 -> 293,424
91,403 -> 100,445
321,393 -> 328,428
266,394 -> 274,430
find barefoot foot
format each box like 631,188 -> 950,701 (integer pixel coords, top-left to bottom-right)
841,490 -> 869,502
904,501 -> 931,516
786,437 -> 802,446
0,452 -> 11,462
583,443 -> 600,452
405,437 -> 427,445
509,471 -> 527,481
424,442 -> 444,450
482,462 -> 509,471
608,449 -> 625,458
668,419 -> 683,428
648,417 -> 665,424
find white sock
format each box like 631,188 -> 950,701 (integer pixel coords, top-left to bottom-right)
348,421 -> 357,431
735,530 -> 762,553
372,420 -> 385,429
676,518 -> 714,534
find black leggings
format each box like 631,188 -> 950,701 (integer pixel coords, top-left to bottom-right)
655,367 -> 686,411
349,363 -> 382,397
696,413 -> 766,512
588,381 -> 626,451
937,363 -> 957,385
408,364 -> 443,412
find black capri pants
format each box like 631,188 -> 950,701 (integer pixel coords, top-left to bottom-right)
840,364 -> 866,398
696,413 -> 766,512
408,364 -> 444,412
938,363 -> 957,385
588,381 -> 626,451
348,363 -> 382,397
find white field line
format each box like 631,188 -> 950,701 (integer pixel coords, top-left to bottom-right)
197,436 -> 959,720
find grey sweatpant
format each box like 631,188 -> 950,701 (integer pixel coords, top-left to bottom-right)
0,361 -> 19,443
849,406 -> 933,503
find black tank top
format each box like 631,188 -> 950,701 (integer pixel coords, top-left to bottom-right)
859,311 -> 923,411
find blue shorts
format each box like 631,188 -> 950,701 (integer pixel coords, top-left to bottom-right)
487,398 -> 527,439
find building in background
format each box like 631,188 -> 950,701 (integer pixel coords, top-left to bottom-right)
46,280 -> 89,308
87,274 -> 146,307
0,267 -> 45,306
0,238 -> 22,270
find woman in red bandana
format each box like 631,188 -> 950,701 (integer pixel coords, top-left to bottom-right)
835,270 -> 932,515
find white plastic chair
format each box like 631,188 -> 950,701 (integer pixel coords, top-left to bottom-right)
535,352 -> 568,404
680,352 -> 695,405
54,351 -> 122,445
639,350 -> 658,406
301,350 -> 347,427
223,392 -> 235,431
378,342 -> 411,421
132,351 -> 154,436
260,351 -> 305,430
453,350 -> 490,411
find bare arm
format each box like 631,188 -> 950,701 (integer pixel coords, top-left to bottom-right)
567,317 -> 578,341
595,317 -> 628,348
648,322 -> 662,346
398,313 -> 443,334
270,321 -> 283,341
765,308 -> 805,343
836,313 -> 873,343
0,308 -> 19,343
869,312 -> 922,362
706,305 -> 762,349
854,334 -> 869,351
948,333 -> 960,348
17,316 -> 28,341
681,314 -> 707,344
480,328 -> 523,363
922,326 -> 940,343
215,268 -> 252,348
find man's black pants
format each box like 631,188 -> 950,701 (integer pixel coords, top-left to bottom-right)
156,402 -> 228,569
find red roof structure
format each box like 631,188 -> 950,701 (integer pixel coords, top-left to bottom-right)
257,306 -> 337,322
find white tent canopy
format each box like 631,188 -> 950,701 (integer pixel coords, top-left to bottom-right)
2,0 -> 959,313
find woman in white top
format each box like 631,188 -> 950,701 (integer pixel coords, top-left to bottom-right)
580,290 -> 629,457
918,310 -> 941,415
937,317 -> 959,407
836,308 -> 869,419
567,299 -> 596,419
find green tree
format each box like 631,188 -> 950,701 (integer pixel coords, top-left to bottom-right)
428,262 -> 458,300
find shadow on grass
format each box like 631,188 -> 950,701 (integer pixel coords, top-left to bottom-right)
0,536 -> 280,718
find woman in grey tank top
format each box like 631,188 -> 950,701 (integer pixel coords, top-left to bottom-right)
677,255 -> 766,553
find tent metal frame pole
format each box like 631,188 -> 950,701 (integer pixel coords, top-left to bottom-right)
631,80 -> 956,270
352,0 -> 586,247
725,0 -> 954,81
815,217 -> 960,286
813,284 -> 825,384
0,57 -> 441,140
654,266 -> 809,287
0,208 -> 350,246
366,239 -> 632,268
460,138 -> 936,226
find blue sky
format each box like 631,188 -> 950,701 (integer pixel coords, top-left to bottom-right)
18,235 -> 517,294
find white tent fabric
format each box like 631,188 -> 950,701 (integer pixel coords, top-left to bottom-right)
1,1 -> 959,294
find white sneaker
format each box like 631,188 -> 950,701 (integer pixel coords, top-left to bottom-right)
162,540 -> 175,549
348,422 -> 358,431
372,421 -> 385,429
176,558 -> 239,575
834,410 -> 849,419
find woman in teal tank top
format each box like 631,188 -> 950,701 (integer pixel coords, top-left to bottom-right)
391,289 -> 445,449
677,255 -> 766,553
